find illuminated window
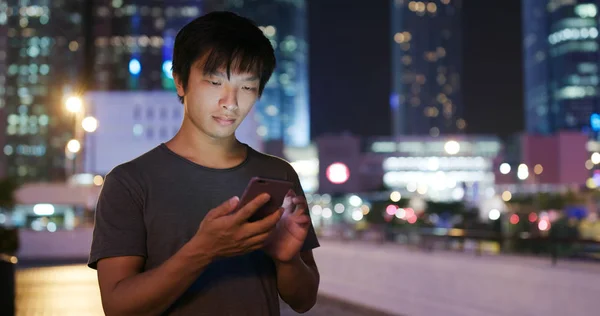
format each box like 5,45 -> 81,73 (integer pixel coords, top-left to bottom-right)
575,3 -> 597,18
427,2 -> 437,13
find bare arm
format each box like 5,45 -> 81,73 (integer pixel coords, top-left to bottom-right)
97,240 -> 212,316
96,194 -> 281,316
275,250 -> 320,313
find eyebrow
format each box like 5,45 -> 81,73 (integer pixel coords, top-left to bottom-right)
209,71 -> 259,82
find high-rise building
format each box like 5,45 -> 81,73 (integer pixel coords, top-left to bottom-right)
1,0 -> 86,182
90,1 -> 309,148
523,0 -> 600,135
216,0 -> 310,147
90,1 -> 203,92
390,0 -> 465,137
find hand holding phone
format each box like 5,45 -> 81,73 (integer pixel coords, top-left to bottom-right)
236,177 -> 294,222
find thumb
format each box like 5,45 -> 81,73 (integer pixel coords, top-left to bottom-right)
207,196 -> 239,218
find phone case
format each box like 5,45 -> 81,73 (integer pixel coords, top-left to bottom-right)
237,177 -> 294,222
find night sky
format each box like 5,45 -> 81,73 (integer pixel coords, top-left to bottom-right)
308,0 -> 523,139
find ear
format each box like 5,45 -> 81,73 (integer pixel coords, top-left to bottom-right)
173,73 -> 185,99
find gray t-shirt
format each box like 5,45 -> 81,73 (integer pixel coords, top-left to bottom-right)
88,143 -> 320,315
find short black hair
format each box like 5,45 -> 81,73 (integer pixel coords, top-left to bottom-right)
172,11 -> 276,103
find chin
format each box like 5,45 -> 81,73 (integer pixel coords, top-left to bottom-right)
206,129 -> 236,140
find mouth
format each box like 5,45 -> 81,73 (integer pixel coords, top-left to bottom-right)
212,116 -> 236,126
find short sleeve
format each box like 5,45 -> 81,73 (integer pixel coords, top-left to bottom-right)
88,167 -> 147,269
287,166 -> 320,252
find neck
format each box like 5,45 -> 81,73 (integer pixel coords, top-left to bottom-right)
165,117 -> 246,168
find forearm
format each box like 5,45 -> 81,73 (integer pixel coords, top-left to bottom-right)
103,242 -> 213,316
275,255 -> 319,313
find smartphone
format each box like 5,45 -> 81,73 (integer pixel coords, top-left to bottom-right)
236,177 -> 294,222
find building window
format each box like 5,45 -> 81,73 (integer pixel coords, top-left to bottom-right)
146,107 -> 154,120
159,126 -> 168,139
146,126 -> 154,139
133,105 -> 141,120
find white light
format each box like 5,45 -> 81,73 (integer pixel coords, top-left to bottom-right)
265,105 -> 279,116
349,195 -> 362,207
452,187 -> 465,200
352,210 -> 364,221
65,96 -> 82,113
256,125 -> 267,137
592,152 -> 600,164
47,222 -> 57,232
322,208 -> 332,219
499,163 -> 511,174
66,139 -> 81,153
133,124 -> 144,136
33,203 -> 55,216
427,157 -> 440,171
417,183 -> 428,194
390,191 -> 401,202
311,205 -> 322,216
334,203 -> 345,213
444,140 -> 460,155
326,162 -> 350,184
517,163 -> 529,180
81,116 -> 98,132
395,208 -> 406,219
488,209 -> 501,221
321,194 -> 332,204
538,219 -> 550,231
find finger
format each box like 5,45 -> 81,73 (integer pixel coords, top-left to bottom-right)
291,196 -> 305,204
293,204 -> 307,217
242,207 -> 283,238
293,215 -> 311,226
206,196 -> 239,219
282,190 -> 296,210
234,193 -> 271,223
242,231 -> 271,249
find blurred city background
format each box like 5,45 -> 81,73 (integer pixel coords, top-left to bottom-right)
1,0 -> 600,315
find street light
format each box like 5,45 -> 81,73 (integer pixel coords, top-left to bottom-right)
66,139 -> 81,154
81,116 -> 98,133
65,96 -> 82,113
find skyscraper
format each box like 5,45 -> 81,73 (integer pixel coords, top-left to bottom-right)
218,0 -> 310,147
1,0 -> 86,182
523,0 -> 599,135
390,0 -> 465,137
90,1 -> 309,148
90,1 -> 203,92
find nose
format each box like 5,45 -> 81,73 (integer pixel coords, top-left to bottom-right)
219,86 -> 238,111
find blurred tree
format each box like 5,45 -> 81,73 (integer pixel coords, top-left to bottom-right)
0,177 -> 20,254
0,177 -> 18,212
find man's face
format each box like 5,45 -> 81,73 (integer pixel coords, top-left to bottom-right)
175,58 -> 260,141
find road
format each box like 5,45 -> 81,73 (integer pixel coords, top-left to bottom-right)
15,263 -> 393,316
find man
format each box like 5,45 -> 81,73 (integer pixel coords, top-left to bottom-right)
88,11 -> 320,315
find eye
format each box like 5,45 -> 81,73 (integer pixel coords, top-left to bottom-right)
209,81 -> 222,86
242,86 -> 258,92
